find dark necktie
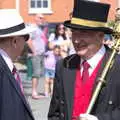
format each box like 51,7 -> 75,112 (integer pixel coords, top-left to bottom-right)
12,66 -> 23,93
81,60 -> 90,82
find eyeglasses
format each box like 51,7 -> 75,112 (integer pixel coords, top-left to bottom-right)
59,27 -> 65,30
19,35 -> 29,41
23,34 -> 29,41
9,34 -> 29,42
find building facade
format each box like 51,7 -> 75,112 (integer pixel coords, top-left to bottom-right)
0,0 -> 117,23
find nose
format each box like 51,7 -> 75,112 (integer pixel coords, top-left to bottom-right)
74,39 -> 80,44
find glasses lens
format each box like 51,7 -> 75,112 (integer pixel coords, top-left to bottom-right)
59,27 -> 65,30
24,34 -> 29,41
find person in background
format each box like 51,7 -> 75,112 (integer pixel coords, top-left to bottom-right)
27,13 -> 48,99
0,9 -> 35,120
44,42 -> 61,97
26,44 -> 33,80
21,42 -> 33,81
48,0 -> 120,120
48,23 -> 66,46
103,34 -> 114,48
48,23 -> 70,58
65,27 -> 76,55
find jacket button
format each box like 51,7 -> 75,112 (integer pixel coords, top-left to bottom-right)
60,100 -> 64,104
108,100 -> 113,105
61,113 -> 64,117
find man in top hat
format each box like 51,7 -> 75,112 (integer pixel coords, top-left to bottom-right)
48,0 -> 120,120
0,9 -> 35,120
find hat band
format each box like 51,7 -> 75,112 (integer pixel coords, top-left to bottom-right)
71,17 -> 106,27
0,23 -> 25,35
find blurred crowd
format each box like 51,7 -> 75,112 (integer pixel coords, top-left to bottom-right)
19,13 -> 75,99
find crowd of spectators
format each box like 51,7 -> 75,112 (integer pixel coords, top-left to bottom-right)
18,13 -> 75,99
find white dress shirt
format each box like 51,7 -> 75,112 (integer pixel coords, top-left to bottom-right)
0,49 -> 13,72
81,45 -> 106,76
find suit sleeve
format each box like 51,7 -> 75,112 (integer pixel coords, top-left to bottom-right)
94,55 -> 120,120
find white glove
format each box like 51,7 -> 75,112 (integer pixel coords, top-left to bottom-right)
78,113 -> 99,120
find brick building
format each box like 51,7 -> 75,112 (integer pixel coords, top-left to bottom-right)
0,0 -> 117,24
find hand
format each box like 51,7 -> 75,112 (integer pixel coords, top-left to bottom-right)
77,114 -> 98,120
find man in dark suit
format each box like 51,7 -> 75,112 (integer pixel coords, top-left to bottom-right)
0,9 -> 35,120
48,0 -> 120,120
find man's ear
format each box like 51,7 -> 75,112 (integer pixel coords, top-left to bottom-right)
11,37 -> 17,48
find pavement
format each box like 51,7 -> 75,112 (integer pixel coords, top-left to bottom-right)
16,62 -> 51,120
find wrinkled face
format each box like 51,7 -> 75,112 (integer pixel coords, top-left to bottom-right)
72,30 -> 104,59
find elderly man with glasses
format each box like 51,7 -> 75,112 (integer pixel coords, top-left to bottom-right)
0,9 -> 35,120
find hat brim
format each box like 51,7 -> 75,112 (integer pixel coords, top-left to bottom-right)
64,20 -> 113,34
0,25 -> 36,38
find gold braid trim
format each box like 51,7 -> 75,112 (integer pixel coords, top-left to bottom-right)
71,17 -> 106,27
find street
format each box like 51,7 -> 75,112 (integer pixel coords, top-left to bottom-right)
20,72 -> 51,120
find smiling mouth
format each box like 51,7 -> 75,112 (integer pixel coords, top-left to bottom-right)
75,44 -> 87,50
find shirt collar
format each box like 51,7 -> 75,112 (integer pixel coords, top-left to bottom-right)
87,45 -> 106,69
0,49 -> 13,72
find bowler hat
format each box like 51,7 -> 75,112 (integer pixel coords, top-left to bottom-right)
64,0 -> 113,34
0,9 -> 35,37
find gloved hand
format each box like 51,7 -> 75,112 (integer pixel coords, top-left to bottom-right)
76,113 -> 98,120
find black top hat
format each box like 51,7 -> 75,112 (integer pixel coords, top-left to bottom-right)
64,0 -> 113,34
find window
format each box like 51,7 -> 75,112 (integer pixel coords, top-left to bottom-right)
85,0 -> 100,1
29,0 -> 52,14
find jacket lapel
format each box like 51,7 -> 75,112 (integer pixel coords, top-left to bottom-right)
8,70 -> 34,118
63,54 -> 80,119
93,48 -> 112,89
0,55 -> 34,119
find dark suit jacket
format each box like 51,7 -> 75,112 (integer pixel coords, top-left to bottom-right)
48,48 -> 120,120
0,55 -> 34,120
